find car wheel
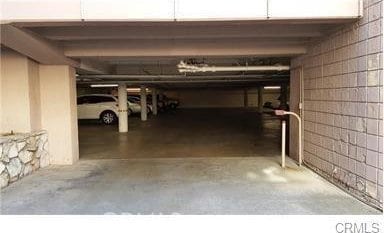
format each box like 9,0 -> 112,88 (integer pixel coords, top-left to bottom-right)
128,109 -> 133,116
100,111 -> 117,125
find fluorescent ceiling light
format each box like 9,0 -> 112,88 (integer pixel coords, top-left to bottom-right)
90,84 -> 118,87
127,88 -> 150,92
264,86 -> 281,90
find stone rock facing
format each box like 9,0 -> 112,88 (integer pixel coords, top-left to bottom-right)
0,131 -> 49,189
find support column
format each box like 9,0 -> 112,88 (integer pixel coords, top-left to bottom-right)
243,89 -> 248,108
152,88 -> 158,115
39,65 -> 79,165
280,84 -> 288,110
140,85 -> 147,121
118,83 -> 128,132
258,86 -> 264,113
0,50 -> 41,133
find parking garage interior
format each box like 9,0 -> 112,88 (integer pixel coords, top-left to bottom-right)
1,0 -> 383,214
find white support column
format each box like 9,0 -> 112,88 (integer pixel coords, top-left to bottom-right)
118,83 -> 128,132
39,65 -> 79,165
258,86 -> 264,113
152,88 -> 158,115
140,85 -> 147,121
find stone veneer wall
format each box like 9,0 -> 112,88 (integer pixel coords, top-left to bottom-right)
291,0 -> 383,210
0,130 -> 49,189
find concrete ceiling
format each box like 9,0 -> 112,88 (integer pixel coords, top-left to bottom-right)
3,19 -> 356,88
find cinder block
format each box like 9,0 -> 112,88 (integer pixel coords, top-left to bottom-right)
368,36 -> 382,54
358,56 -> 368,71
368,20 -> 382,38
367,103 -> 380,118
367,134 -> 379,151
356,117 -> 366,132
357,103 -> 367,117
356,161 -> 366,177
357,132 -> 367,148
359,24 -> 368,41
349,144 -> 357,159
366,149 -> 378,167
357,147 -> 367,162
368,53 -> 382,70
348,158 -> 356,173
368,2 -> 382,22
348,28 -> 359,45
349,131 -> 357,145
358,41 -> 368,57
365,180 -> 377,198
340,155 -> 349,170
366,165 -> 378,183
357,71 -> 368,86
367,70 -> 380,86
367,87 -> 380,102
367,119 -> 379,135
357,87 -> 367,102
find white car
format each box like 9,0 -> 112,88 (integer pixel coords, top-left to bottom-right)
77,94 -> 149,124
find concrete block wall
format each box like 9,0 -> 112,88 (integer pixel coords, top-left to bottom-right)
291,0 -> 383,209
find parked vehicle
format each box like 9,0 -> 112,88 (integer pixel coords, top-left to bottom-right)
77,94 -> 119,124
163,96 -> 179,109
127,96 -> 152,114
127,94 -> 179,112
128,95 -> 155,113
77,94 -> 149,125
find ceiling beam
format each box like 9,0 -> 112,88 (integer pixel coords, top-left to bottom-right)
78,59 -> 111,74
64,38 -> 307,57
1,24 -> 110,74
0,24 -> 79,67
31,24 -> 324,40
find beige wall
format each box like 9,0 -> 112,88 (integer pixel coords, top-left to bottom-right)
40,65 -> 79,165
28,59 -> 42,131
165,88 -> 280,108
1,50 -> 79,165
0,50 -> 41,133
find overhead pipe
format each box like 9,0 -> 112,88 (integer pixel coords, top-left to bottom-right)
177,61 -> 290,73
78,78 -> 289,85
77,74 -> 289,80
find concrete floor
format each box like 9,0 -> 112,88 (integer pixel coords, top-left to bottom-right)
0,157 -> 380,214
79,108 -> 280,159
0,109 -> 380,214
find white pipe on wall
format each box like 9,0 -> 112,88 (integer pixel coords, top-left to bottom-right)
275,110 -> 302,166
281,120 -> 286,168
